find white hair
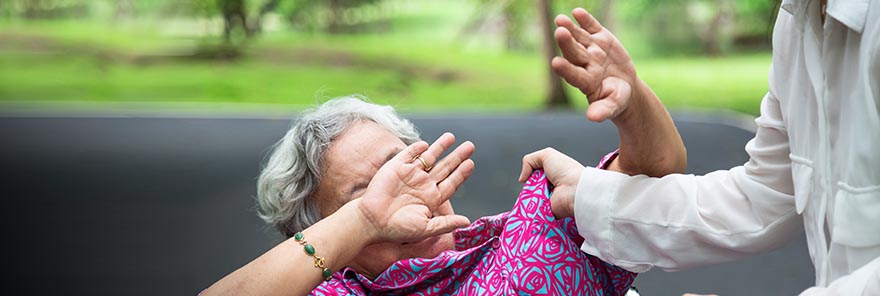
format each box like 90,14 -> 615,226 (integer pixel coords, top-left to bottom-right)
256,96 -> 421,237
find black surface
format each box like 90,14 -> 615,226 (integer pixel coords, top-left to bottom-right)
2,113 -> 813,295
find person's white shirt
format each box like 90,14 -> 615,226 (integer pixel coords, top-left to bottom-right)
572,0 -> 880,295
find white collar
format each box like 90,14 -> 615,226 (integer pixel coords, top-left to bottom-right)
781,0 -> 869,33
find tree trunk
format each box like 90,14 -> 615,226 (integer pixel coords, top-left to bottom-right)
537,0 -> 570,108
327,0 -> 341,33
703,0 -> 733,56
219,0 -> 251,42
503,3 -> 522,50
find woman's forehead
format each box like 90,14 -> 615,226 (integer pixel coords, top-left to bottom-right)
319,121 -> 406,198
315,121 -> 406,216
326,121 -> 405,166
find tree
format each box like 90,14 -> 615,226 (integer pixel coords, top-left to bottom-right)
280,0 -> 389,34
461,0 -> 570,107
217,0 -> 252,42
537,0 -> 569,108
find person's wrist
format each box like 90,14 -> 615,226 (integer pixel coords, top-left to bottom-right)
341,198 -> 382,246
563,192 -> 576,218
610,78 -> 651,128
607,79 -> 647,175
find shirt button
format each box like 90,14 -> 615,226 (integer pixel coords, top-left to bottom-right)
492,239 -> 502,249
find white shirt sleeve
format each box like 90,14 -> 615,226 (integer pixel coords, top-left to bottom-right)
799,256 -> 880,296
573,90 -> 803,273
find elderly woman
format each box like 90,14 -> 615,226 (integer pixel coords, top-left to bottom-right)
203,93 -> 685,295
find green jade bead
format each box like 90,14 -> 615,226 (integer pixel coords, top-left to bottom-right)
294,232 -> 304,241
304,243 -> 315,255
322,268 -> 332,278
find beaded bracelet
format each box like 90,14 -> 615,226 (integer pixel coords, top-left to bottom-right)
294,232 -> 332,281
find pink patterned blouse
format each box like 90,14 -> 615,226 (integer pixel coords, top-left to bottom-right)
311,152 -> 635,295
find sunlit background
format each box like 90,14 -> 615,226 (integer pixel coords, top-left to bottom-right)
4,2 -> 819,295
0,0 -> 777,115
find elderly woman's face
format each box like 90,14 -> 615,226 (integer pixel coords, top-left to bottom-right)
314,120 -> 455,278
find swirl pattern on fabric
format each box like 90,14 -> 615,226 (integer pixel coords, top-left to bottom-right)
312,168 -> 635,295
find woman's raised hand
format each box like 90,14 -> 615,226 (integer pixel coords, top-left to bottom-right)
552,8 -> 641,123
552,8 -> 687,177
356,133 -> 475,244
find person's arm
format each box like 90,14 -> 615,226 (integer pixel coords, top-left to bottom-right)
202,201 -> 376,295
524,87 -> 802,272
526,7 -> 800,272
524,89 -> 801,272
203,137 -> 475,295
551,8 -> 686,177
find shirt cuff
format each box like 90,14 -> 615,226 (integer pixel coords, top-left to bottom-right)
575,161 -> 652,273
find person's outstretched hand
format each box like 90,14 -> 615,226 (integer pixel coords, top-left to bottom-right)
552,8 -> 639,123
551,7 -> 687,177
357,133 -> 476,244
519,148 -> 585,219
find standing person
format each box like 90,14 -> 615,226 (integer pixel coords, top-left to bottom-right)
522,2 -> 879,295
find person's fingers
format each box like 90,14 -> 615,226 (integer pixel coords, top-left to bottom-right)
433,200 -> 455,217
585,78 -> 630,122
423,214 -> 471,237
572,7 -> 603,34
555,27 -> 590,67
519,152 -> 539,182
555,14 -> 593,46
585,99 -> 618,122
418,132 -> 455,171
519,148 -> 555,182
437,159 -> 475,200
429,141 -> 475,182
398,141 -> 430,164
551,56 -> 595,93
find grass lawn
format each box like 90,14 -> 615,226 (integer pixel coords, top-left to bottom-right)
0,1 -> 771,115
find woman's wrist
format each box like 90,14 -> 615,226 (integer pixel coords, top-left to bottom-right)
608,78 -> 686,176
611,78 -> 653,129
333,199 -> 379,247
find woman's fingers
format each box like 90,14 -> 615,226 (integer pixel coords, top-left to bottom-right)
433,200 -> 455,217
585,77 -> 631,122
572,7 -> 603,34
552,56 -> 596,94
397,140 -> 430,164
429,140 -> 475,182
416,132 -> 455,171
555,14 -> 593,46
424,214 -> 471,237
519,149 -> 547,182
436,159 -> 475,201
555,27 -> 590,67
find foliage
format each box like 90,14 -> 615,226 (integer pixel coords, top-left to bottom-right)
617,0 -> 777,56
0,0 -> 776,114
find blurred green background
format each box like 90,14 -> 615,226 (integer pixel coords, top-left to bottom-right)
0,0 -> 778,115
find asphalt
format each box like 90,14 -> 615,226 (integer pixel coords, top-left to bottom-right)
1,112 -> 813,295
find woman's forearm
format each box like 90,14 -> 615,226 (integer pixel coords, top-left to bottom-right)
202,201 -> 373,296
607,79 -> 687,177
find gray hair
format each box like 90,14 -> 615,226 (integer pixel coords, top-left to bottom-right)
256,96 -> 421,238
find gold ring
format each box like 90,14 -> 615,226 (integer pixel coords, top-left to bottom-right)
413,155 -> 432,172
